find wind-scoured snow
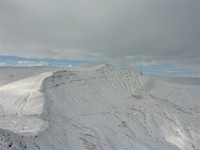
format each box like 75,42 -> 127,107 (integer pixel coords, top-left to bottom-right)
0,66 -> 199,150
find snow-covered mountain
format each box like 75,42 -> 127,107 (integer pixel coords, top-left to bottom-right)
0,66 -> 199,150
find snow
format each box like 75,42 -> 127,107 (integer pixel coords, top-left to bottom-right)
0,71 -> 52,136
0,66 -> 60,86
0,66 -> 199,150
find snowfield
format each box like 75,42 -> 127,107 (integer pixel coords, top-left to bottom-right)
0,65 -> 199,150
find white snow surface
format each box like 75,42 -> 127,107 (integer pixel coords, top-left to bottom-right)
0,66 -> 199,150
0,66 -> 60,86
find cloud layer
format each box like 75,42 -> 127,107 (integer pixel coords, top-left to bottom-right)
0,0 -> 199,66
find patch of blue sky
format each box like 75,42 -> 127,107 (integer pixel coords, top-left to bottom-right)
1,55 -> 199,78
0,55 -> 103,67
137,65 -> 200,78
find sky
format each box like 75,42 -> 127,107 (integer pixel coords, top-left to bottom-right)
0,0 -> 199,68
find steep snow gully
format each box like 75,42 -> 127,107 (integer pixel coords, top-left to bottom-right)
0,66 -> 199,150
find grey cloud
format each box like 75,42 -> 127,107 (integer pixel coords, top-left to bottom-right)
0,0 -> 199,66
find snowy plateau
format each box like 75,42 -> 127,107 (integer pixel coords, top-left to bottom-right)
0,65 -> 199,150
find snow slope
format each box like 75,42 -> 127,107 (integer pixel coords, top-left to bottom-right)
0,72 -> 52,135
0,66 -> 199,150
0,66 -> 60,86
